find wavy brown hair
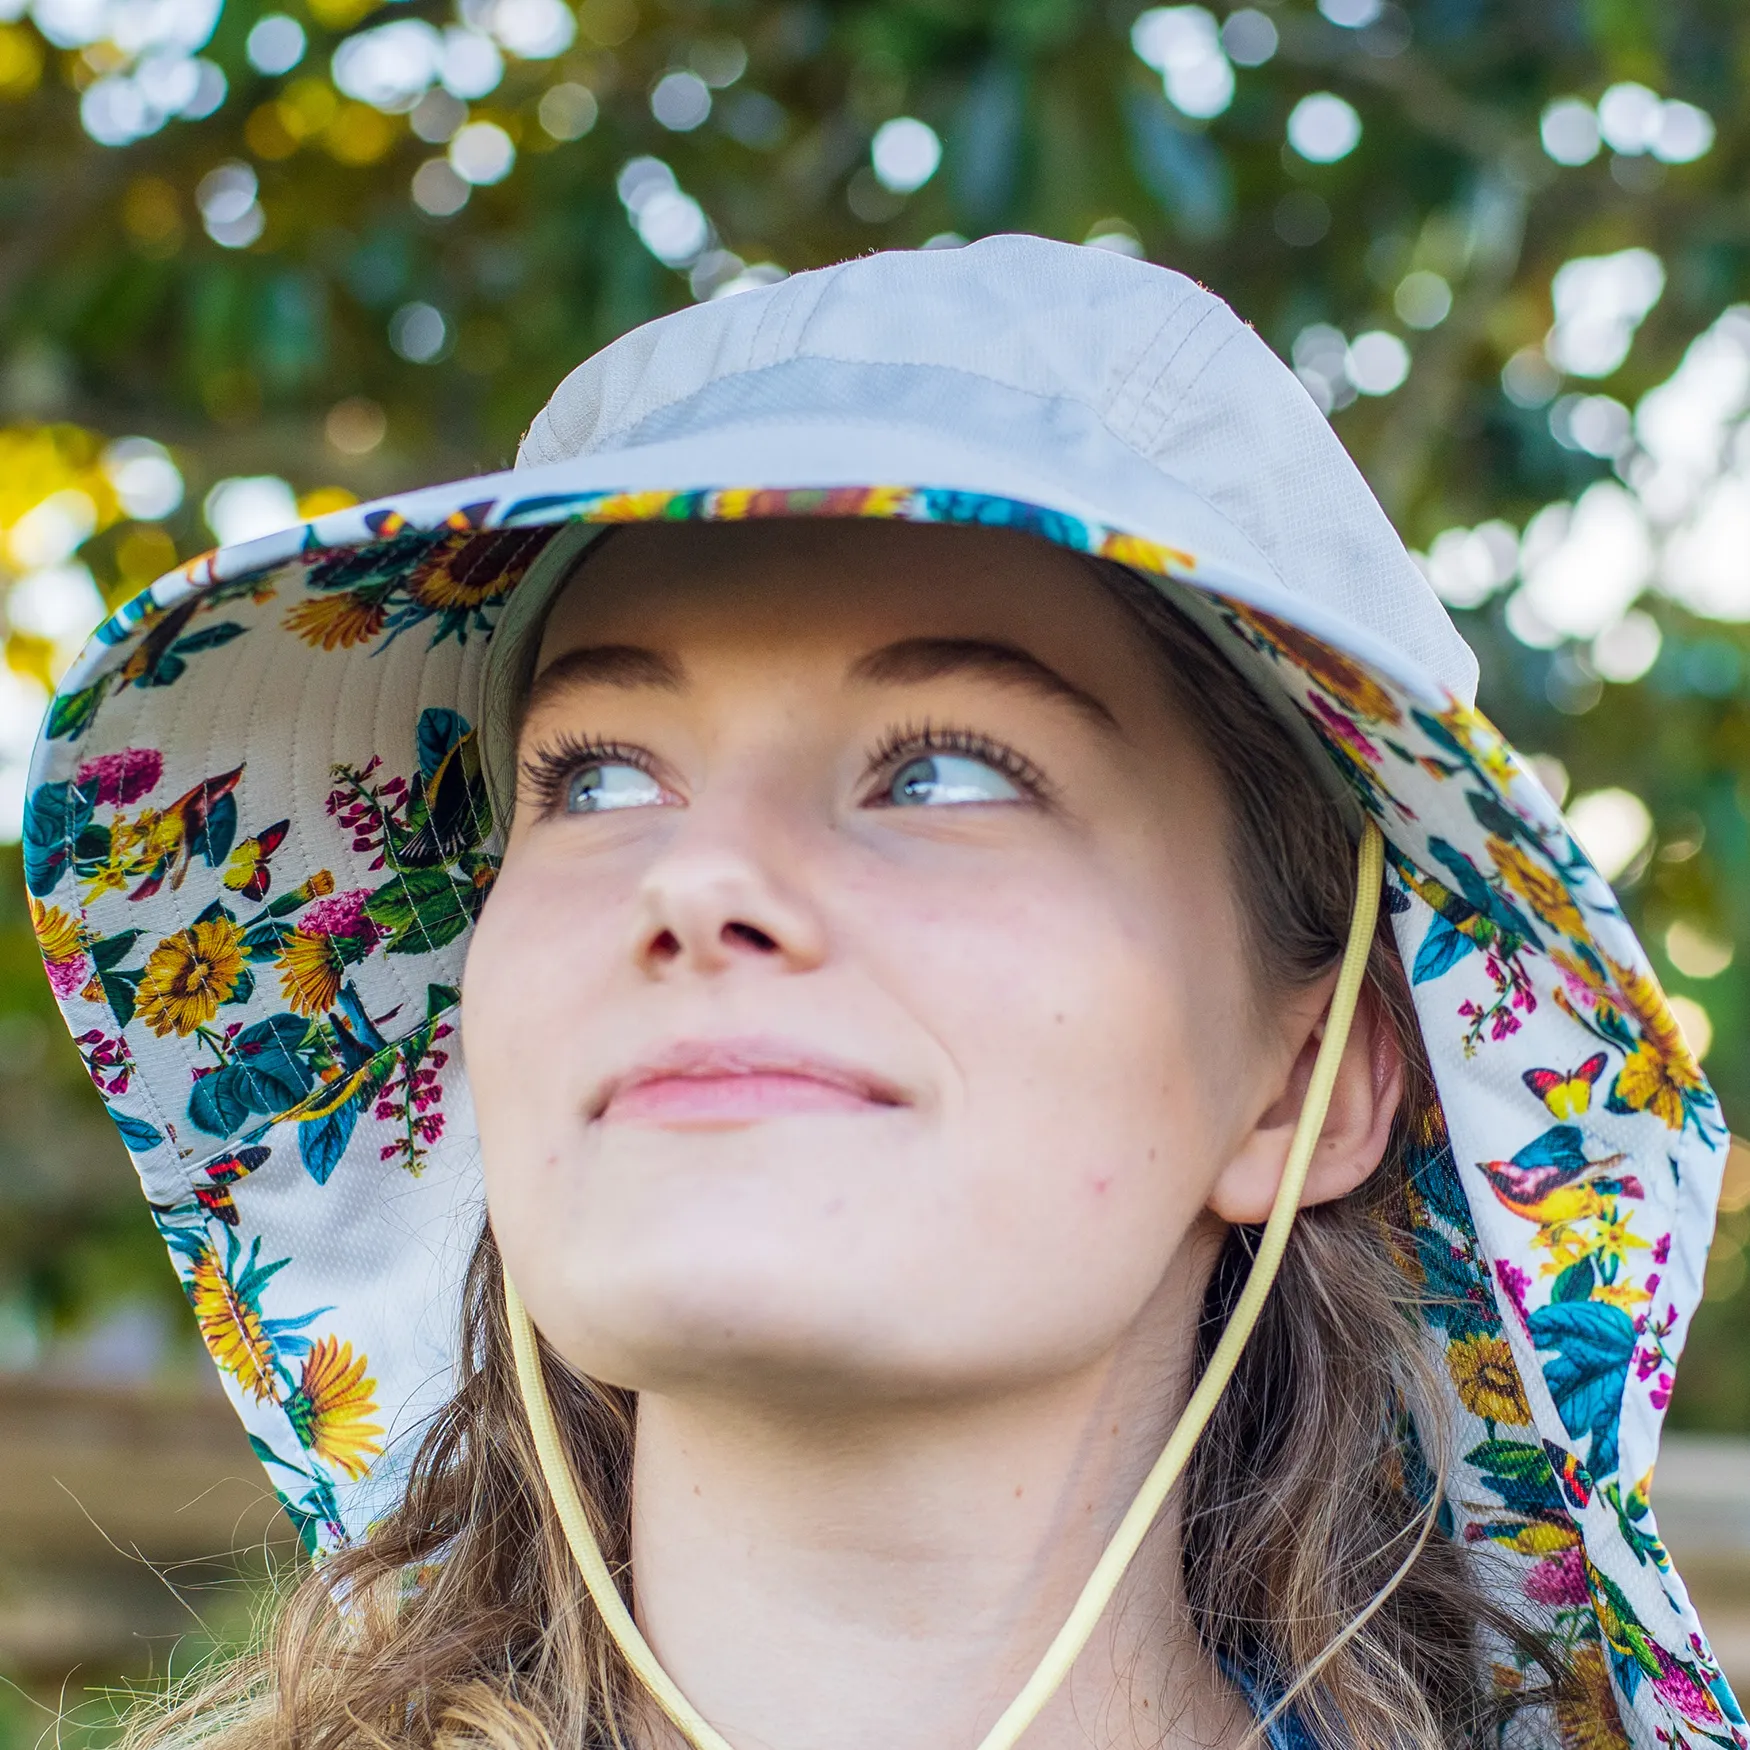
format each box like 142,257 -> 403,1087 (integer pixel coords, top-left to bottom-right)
123,559 -> 1560,1750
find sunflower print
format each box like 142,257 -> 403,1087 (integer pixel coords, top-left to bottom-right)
1557,1646 -> 1634,1750
30,896 -> 90,1001
135,916 -> 246,1037
277,928 -> 346,1018
188,1242 -> 281,1403
1488,836 -> 1589,942
286,1336 -> 384,1481
1445,1331 -> 1533,1428
1608,964 -> 1708,1131
283,591 -> 388,651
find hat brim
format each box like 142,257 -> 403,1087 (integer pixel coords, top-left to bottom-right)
24,463 -> 1740,1750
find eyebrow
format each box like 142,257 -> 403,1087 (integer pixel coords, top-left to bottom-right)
848,638 -> 1118,729
521,636 -> 1117,732
524,645 -> 685,719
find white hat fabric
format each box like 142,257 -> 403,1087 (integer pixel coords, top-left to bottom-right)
23,236 -> 1740,1749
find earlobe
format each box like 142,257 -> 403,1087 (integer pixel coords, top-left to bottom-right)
1206,982 -> 1405,1225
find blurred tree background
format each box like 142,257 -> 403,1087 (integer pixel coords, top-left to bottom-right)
0,0 -> 1747,1426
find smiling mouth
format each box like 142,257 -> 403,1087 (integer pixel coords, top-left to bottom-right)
595,1040 -> 908,1128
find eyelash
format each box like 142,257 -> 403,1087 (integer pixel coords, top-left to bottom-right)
518,722 -> 1051,814
863,721 -> 1051,805
519,733 -> 660,815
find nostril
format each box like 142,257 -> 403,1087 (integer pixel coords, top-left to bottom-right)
649,928 -> 681,961
722,920 -> 779,953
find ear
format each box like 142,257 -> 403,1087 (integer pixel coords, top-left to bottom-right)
1206,980 -> 1405,1225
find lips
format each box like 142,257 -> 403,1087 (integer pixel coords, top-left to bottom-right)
593,1038 -> 908,1127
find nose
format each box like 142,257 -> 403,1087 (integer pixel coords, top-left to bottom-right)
632,841 -> 828,978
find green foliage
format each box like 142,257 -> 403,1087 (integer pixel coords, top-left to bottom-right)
0,0 -> 1745,1417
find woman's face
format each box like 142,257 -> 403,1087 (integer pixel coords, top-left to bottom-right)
465,520 -> 1301,1404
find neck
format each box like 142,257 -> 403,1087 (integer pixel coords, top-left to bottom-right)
624,1267 -> 1246,1750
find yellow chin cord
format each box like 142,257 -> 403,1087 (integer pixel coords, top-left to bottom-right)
504,821 -> 1385,1750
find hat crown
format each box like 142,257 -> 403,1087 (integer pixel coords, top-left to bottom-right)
518,234 -> 1478,703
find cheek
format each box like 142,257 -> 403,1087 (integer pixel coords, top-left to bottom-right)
836,843 -> 1249,1331
461,854 -> 623,1256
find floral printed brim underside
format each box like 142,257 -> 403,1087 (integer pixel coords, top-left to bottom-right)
23,483 -> 1741,1750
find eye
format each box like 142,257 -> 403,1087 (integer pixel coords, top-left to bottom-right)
883,753 -> 1022,807
565,762 -> 667,814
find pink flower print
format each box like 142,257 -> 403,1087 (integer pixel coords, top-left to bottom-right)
1494,1260 -> 1532,1329
1650,1371 -> 1673,1411
1524,1545 -> 1588,1606
1307,694 -> 1381,762
299,887 -> 383,944
45,950 -> 93,1001
1652,1648 -> 1725,1724
1654,1233 -> 1671,1265
73,1027 -> 135,1097
75,747 -> 162,806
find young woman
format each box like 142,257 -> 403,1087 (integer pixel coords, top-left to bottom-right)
25,237 -> 1740,1750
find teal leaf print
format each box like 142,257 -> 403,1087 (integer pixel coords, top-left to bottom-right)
189,787 -> 239,868
23,779 -> 88,896
169,620 -> 247,658
1427,836 -> 1543,949
112,1112 -> 163,1152
1412,914 -> 1477,985
1528,1300 -> 1636,1479
189,1013 -> 319,1136
299,1100 -> 365,1185
416,707 -> 470,781
190,1068 -> 251,1137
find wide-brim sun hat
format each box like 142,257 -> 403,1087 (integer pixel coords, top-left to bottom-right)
21,234 -> 1742,1749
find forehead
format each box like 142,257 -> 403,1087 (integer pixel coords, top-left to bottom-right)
532,520 -> 1156,685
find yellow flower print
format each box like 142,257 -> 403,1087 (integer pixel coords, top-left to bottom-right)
1488,836 -> 1587,942
1550,949 -> 1709,1132
1097,530 -> 1197,576
1611,975 -> 1706,1131
277,929 -> 345,1018
1593,1209 -> 1651,1273
590,489 -> 685,523
29,896 -> 86,961
1436,702 -> 1520,791
1592,1279 -> 1654,1314
189,1246 -> 279,1403
287,1336 -> 384,1481
1445,1332 -> 1533,1427
1231,604 -> 1403,725
135,917 -> 246,1037
284,591 -> 387,651
407,533 -> 519,611
1554,1644 -> 1632,1750
30,897 -> 93,1001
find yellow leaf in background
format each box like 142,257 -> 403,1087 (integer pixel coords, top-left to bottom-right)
122,175 -> 183,255
4,630 -> 55,691
115,525 -> 178,590
578,0 -> 637,46
306,0 -> 378,27
325,101 -> 396,165
245,102 -> 302,161
298,486 -> 359,520
0,24 -> 44,99
279,77 -> 338,139
0,425 -> 117,534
